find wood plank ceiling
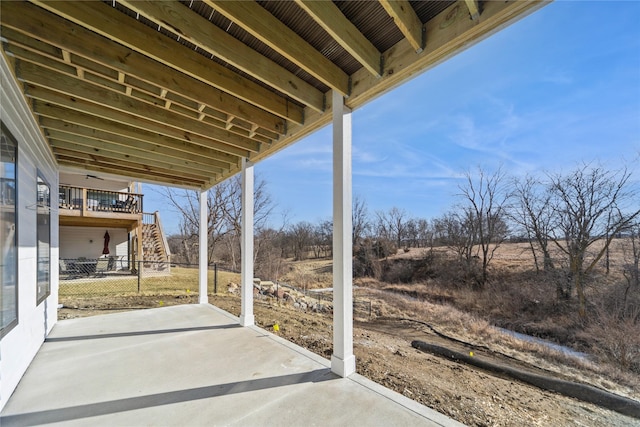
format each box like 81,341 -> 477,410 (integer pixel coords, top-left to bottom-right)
0,0 -> 547,189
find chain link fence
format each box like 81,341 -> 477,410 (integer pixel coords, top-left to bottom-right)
59,258 -> 373,317
59,259 -> 239,297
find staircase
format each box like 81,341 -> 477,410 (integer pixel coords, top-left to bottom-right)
142,212 -> 170,273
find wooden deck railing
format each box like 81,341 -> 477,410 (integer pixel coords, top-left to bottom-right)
59,185 -> 143,214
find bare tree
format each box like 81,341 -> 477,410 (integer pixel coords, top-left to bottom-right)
405,219 -> 419,249
621,220 -> 640,310
220,175 -> 274,270
547,164 -> 640,317
415,218 -> 434,249
254,227 -> 287,282
315,219 -> 333,258
511,175 -> 555,273
161,174 -> 274,269
433,209 -> 477,265
352,195 -> 370,248
458,167 -> 511,287
289,221 -> 314,261
375,207 -> 409,250
160,184 -> 229,264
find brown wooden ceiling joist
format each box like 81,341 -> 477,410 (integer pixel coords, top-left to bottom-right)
379,0 -> 425,53
119,0 -> 325,113
0,0 -> 548,189
294,0 -> 382,78
46,129 -> 224,176
57,157 -> 208,188
56,152 -> 209,185
205,0 -> 350,96
47,135 -> 220,181
29,0 -> 304,124
34,104 -> 239,167
25,84 -> 252,162
16,60 -> 262,154
0,2 -> 289,134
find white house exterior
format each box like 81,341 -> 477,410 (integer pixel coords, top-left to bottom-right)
58,172 -> 134,261
1,52 -> 59,410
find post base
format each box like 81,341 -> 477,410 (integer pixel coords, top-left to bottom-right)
239,314 -> 254,327
331,354 -> 356,377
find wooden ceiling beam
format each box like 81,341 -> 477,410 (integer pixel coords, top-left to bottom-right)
34,103 -> 238,167
26,85 -> 251,159
49,138 -> 218,180
57,157 -> 207,188
17,60 -> 261,154
54,149 -> 210,182
0,5 -> 288,133
465,0 -> 481,21
41,119 -> 229,172
120,0 -> 324,113
5,38 -> 276,144
379,0 -> 424,53
205,0 -> 350,96
29,0 -> 303,124
5,40 -> 271,146
48,133 -> 221,177
295,0 -> 382,77
55,149 -> 207,179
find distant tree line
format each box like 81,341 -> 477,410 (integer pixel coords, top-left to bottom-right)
163,163 -> 639,318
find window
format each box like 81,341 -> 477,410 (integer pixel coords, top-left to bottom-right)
36,174 -> 50,305
1,123 -> 17,337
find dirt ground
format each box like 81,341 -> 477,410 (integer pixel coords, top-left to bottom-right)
58,293 -> 639,427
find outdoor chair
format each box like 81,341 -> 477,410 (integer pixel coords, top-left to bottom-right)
114,195 -> 137,213
59,259 -> 81,279
94,258 -> 109,277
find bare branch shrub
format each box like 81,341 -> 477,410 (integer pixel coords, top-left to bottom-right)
585,306 -> 640,373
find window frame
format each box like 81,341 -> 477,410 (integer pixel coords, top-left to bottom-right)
36,172 -> 51,306
1,122 -> 18,338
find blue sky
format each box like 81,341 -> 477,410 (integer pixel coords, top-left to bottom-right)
146,1 -> 640,235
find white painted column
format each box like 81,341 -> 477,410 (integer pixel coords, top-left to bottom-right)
331,90 -> 356,377
198,189 -> 208,304
240,158 -> 255,326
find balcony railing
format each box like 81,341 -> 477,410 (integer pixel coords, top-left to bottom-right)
59,185 -> 143,214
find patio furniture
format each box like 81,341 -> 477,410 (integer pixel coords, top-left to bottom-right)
94,258 -> 109,277
59,259 -> 81,279
74,260 -> 97,276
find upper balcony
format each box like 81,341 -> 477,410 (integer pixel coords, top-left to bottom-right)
58,185 -> 143,230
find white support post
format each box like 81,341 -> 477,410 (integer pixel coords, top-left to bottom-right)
198,189 -> 208,304
331,90 -> 356,377
240,158 -> 255,327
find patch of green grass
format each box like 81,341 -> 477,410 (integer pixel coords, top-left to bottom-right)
59,267 -> 240,297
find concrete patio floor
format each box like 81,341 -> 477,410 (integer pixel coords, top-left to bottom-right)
1,304 -> 463,426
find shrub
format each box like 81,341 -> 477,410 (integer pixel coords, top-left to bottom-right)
585,307 -> 640,373
353,239 -> 396,279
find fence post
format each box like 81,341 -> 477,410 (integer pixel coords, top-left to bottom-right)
214,264 -> 218,294
137,261 -> 141,293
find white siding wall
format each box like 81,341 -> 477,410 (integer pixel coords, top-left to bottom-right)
59,227 -> 128,260
1,54 -> 59,411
